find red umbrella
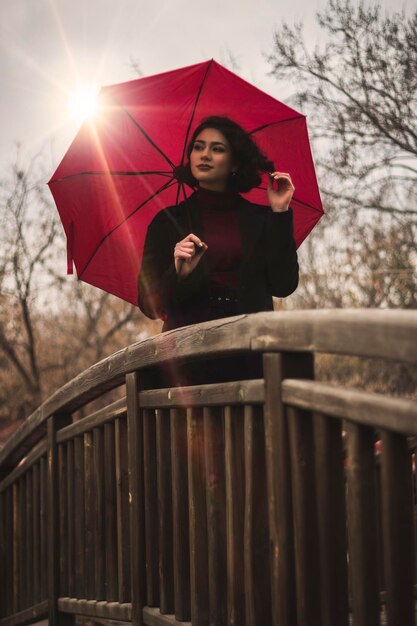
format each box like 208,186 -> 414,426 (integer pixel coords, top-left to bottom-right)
48,59 -> 323,305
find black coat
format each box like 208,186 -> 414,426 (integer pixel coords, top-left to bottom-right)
137,192 -> 299,331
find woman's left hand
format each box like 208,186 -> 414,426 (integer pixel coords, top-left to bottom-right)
267,172 -> 295,213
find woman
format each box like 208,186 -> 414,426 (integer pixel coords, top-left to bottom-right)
137,116 -> 298,332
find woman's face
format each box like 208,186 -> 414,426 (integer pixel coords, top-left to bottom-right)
189,128 -> 235,192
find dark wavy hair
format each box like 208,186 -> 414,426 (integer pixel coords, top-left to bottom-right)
174,116 -> 274,193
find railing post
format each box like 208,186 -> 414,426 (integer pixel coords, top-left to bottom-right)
263,351 -> 314,626
47,414 -> 72,626
126,372 -> 146,626
381,431 -> 416,626
345,422 -> 379,626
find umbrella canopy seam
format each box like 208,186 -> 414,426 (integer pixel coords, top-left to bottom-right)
78,176 -> 177,278
108,93 -> 176,169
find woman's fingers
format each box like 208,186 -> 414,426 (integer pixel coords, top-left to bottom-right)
269,172 -> 295,190
174,234 -> 208,274
175,234 -> 206,258
182,233 -> 204,248
270,171 -> 291,178
175,250 -> 193,261
175,243 -> 200,258
175,242 -> 195,253
267,171 -> 295,213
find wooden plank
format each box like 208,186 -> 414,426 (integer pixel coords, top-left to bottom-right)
288,405 -> 322,626
32,465 -> 40,605
244,405 -> 272,626
374,455 -> 384,594
170,408 -> 190,622
25,471 -> 33,608
250,309 -> 417,363
224,405 -> 245,626
57,597 -> 131,620
2,310 -> 417,473
115,417 -> 131,603
143,606 -> 192,625
104,422 -> 118,601
139,380 -> 264,409
58,444 -> 68,597
0,441 -> 47,493
345,421 -> 379,626
3,488 -> 14,616
0,490 -> 5,617
83,430 -> 95,599
203,406 -> 226,626
263,353 -> 313,626
407,436 -> 417,450
93,427 -> 105,600
126,371 -> 146,626
12,483 -> 19,614
1,490 -> 8,615
39,456 -> 47,601
187,407 -> 209,626
18,477 -> 26,610
8,487 -> 14,615
0,600 -> 48,626
143,409 -> 159,607
73,435 -> 85,599
282,379 -> 417,435
66,440 -> 75,598
75,599 -> 89,615
380,431 -> 416,626
57,397 -> 126,443
47,415 -> 72,626
314,413 -> 348,626
156,408 -> 174,614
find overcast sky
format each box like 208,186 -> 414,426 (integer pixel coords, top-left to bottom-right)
0,0 -> 411,176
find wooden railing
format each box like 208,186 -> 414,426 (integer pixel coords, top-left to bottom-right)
1,309 -> 417,626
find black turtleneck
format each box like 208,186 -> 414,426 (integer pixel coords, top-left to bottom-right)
195,187 -> 242,289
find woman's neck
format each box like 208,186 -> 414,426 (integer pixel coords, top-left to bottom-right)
198,182 -> 227,192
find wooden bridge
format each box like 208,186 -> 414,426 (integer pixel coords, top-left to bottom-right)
1,309 -> 416,626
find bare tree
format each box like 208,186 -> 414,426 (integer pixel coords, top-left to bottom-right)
0,152 -> 160,431
286,217 -> 417,310
267,0 -> 417,219
0,152 -> 57,415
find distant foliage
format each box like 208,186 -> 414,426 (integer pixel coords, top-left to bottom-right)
0,154 -> 160,437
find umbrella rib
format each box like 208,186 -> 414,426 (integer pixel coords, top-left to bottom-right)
78,177 -> 178,279
179,59 -> 213,167
294,198 -> 323,215
109,94 -> 176,169
175,183 -> 181,206
49,170 -> 172,184
248,115 -> 305,135
293,197 -> 324,213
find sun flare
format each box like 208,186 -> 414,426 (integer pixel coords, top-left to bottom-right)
68,85 -> 99,123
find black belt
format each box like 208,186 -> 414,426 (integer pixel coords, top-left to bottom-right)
207,287 -> 239,318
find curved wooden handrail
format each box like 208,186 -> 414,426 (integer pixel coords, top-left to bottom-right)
1,308 -> 416,471
1,308 -> 417,626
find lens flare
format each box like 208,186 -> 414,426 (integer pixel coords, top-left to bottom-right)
68,85 -> 99,123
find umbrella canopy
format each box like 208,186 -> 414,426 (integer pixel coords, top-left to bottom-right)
48,59 -> 323,305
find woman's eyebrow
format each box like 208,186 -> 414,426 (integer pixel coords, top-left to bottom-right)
194,140 -> 227,147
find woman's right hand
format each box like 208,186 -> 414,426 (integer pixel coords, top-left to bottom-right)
174,233 -> 208,278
